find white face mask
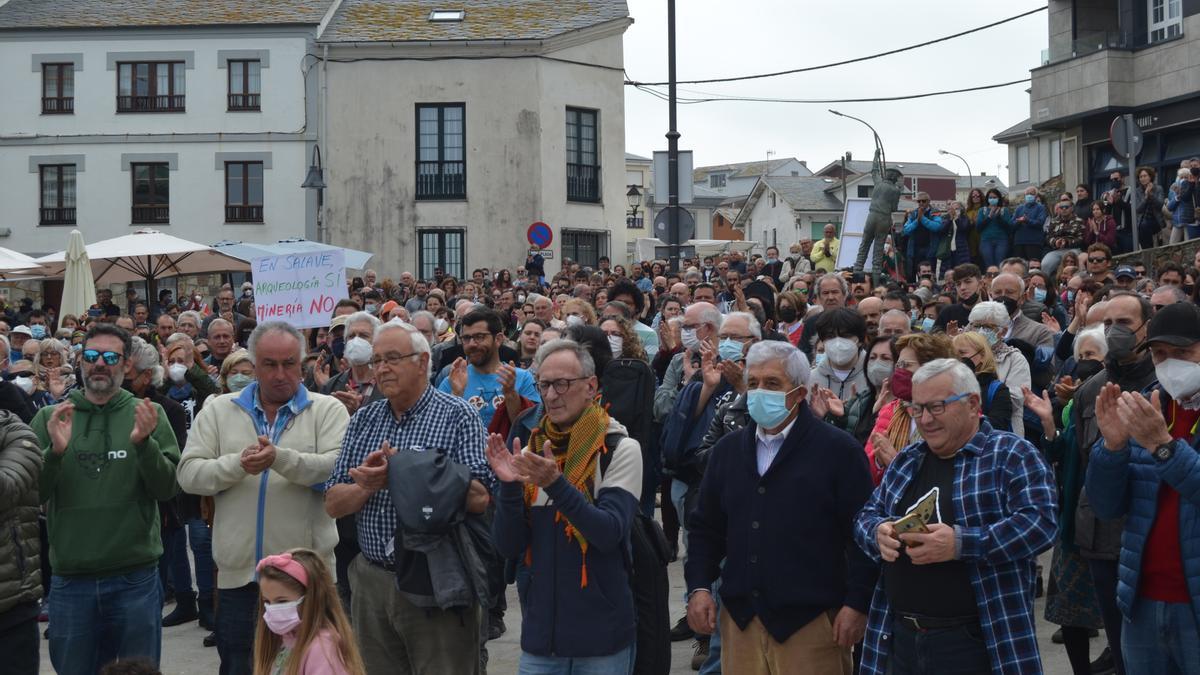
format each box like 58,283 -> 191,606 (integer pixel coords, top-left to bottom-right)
608,335 -> 624,357
680,327 -> 700,351
565,315 -> 584,327
344,336 -> 374,366
168,363 -> 188,384
1155,358 -> 1200,409
12,376 -> 33,395
824,337 -> 859,368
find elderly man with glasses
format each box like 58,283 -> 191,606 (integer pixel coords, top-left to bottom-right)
854,358 -> 1057,675
326,321 -> 494,674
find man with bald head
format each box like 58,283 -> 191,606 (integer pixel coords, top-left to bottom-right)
671,282 -> 692,306
857,297 -> 883,340
990,273 -> 1054,349
654,302 -> 722,422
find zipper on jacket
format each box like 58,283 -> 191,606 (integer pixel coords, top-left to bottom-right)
11,525 -> 26,579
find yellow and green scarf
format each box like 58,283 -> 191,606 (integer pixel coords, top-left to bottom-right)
523,402 -> 610,587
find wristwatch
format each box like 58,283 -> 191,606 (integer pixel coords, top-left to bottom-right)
1152,440 -> 1175,463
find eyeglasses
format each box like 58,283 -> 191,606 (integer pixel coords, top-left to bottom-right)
905,392 -> 970,417
460,332 -> 496,344
1088,257 -> 1108,264
719,333 -> 755,343
370,352 -> 421,368
82,349 -> 122,365
535,377 -> 586,395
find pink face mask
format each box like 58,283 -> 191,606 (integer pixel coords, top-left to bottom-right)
262,597 -> 303,635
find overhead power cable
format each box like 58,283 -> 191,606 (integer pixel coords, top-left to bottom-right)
624,6 -> 1046,86
629,77 -> 1031,105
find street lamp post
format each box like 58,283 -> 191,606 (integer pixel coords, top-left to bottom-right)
666,0 -> 681,272
939,149 -> 974,192
626,185 -> 642,226
301,145 -> 327,243
830,109 -> 885,169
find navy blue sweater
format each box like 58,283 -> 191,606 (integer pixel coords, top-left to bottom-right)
685,403 -> 877,642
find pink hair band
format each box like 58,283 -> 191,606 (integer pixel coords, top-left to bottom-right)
256,553 -> 309,588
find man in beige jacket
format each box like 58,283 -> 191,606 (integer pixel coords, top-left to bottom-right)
177,321 -> 349,675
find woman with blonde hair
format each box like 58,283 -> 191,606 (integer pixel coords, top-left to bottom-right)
953,331 -> 1013,431
252,549 -> 365,675
219,348 -> 255,393
862,332 -> 956,483
560,298 -> 597,327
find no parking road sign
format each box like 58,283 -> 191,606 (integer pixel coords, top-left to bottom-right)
527,222 -> 553,250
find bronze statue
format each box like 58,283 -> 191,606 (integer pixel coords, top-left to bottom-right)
854,148 -> 903,280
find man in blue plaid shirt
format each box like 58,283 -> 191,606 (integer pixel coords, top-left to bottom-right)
325,321 -> 495,674
853,358 -> 1057,675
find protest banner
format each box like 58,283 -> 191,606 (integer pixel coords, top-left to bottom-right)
252,250 -> 347,329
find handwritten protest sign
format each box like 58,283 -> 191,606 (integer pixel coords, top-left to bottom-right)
252,250 -> 347,329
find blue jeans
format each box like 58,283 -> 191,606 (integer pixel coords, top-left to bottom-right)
519,643 -> 635,675
671,479 -> 691,605
48,566 -> 163,675
216,583 -> 259,675
1041,249 -> 1073,279
166,519 -> 214,596
980,239 -> 1008,269
1122,598 -> 1200,675
889,619 -> 990,675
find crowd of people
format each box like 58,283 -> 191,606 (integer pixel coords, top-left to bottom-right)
2,176 -> 1200,674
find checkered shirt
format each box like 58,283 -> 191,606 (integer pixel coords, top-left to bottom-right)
326,385 -> 495,565
853,421 -> 1058,675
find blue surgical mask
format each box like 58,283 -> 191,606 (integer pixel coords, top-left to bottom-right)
1024,194 -> 1036,204
746,387 -> 800,429
988,197 -> 1000,206
1033,287 -> 1047,303
30,325 -> 46,340
1066,290 -> 1077,304
718,338 -> 744,362
972,327 -> 1000,346
813,353 -> 827,369
920,317 -> 934,333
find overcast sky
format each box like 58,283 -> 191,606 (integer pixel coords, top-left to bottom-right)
622,0 -> 1048,181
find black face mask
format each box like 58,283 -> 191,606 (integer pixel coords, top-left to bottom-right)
960,357 -> 978,373
1073,358 -> 1103,382
778,306 -> 797,323
961,292 -> 979,307
1000,296 -> 1020,317
331,336 -> 345,359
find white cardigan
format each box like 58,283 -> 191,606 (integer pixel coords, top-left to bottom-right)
177,388 -> 349,589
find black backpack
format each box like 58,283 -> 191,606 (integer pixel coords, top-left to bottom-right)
601,432 -> 672,675
601,358 -> 658,502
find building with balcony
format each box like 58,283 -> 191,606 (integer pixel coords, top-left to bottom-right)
317,1 -> 633,279
0,0 -> 322,257
995,0 -> 1200,197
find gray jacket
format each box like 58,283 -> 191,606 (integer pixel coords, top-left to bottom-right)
0,410 -> 42,616
1072,356 -> 1156,560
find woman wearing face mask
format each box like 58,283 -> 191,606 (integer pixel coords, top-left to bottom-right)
252,549 -> 365,675
953,331 -> 1014,431
976,187 -> 1015,268
560,298 -> 597,328
967,301 -> 1031,435
219,349 -> 255,394
1027,270 -> 1068,328
862,333 -> 956,484
806,308 -> 869,402
9,359 -> 52,409
599,317 -> 646,362
775,290 -> 806,347
162,341 -> 212,428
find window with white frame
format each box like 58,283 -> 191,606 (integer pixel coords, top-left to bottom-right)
1049,138 -> 1062,177
1016,144 -> 1030,184
1149,0 -> 1182,43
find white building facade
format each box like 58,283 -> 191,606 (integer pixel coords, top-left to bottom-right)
316,1 -> 633,280
0,1 -> 324,256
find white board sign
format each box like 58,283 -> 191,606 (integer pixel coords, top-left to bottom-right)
252,250 -> 347,329
836,198 -> 876,270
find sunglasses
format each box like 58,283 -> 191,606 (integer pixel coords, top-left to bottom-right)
82,349 -> 122,365
1088,257 -> 1108,263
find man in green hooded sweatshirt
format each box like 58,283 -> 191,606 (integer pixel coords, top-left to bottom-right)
31,323 -> 180,675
